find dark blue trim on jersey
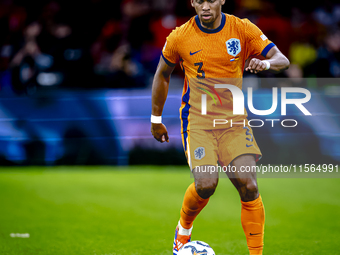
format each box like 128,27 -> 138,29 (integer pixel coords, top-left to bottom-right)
161,52 -> 176,67
179,58 -> 189,145
181,82 -> 190,135
195,12 -> 226,34
183,131 -> 188,151
261,42 -> 275,57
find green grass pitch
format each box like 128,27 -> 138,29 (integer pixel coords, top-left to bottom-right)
0,166 -> 339,255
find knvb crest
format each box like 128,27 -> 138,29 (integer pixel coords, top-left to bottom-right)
194,147 -> 205,160
226,38 -> 241,57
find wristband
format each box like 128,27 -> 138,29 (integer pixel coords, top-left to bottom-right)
151,115 -> 162,124
262,60 -> 270,70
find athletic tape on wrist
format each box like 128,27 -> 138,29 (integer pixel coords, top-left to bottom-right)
151,115 -> 162,124
262,60 -> 270,70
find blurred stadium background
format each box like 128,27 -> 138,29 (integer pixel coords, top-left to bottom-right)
0,0 -> 340,166
1,1 -> 340,254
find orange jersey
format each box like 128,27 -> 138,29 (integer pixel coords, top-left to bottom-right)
162,13 -> 275,131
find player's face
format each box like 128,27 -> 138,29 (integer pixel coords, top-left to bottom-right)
191,0 -> 225,29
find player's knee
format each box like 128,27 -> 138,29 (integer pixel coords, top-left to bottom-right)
195,179 -> 218,199
238,179 -> 259,201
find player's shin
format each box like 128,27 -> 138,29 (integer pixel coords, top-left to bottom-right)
179,182 -> 209,230
241,194 -> 265,255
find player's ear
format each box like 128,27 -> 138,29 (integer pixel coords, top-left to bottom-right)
221,0 -> 226,5
191,0 -> 195,7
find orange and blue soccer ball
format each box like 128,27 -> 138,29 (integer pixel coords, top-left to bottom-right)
177,241 -> 215,255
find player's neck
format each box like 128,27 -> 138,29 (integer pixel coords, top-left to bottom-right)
200,13 -> 222,30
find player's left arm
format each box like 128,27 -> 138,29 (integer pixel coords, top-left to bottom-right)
245,46 -> 290,74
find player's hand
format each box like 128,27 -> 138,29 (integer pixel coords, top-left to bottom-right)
245,58 -> 268,73
151,123 -> 169,143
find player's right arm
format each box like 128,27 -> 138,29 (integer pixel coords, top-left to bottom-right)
151,57 -> 175,143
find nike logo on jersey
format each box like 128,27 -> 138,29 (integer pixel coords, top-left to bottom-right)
246,144 -> 253,147
190,49 -> 203,55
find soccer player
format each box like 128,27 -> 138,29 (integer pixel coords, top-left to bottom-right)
151,0 -> 290,254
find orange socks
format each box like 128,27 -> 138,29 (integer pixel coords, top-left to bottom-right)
179,183 -> 265,255
179,182 -> 209,229
241,195 -> 265,255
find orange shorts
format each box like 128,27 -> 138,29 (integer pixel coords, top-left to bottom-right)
181,125 -> 262,170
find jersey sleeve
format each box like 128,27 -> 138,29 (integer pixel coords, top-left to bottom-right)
243,19 -> 275,59
161,29 -> 180,67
